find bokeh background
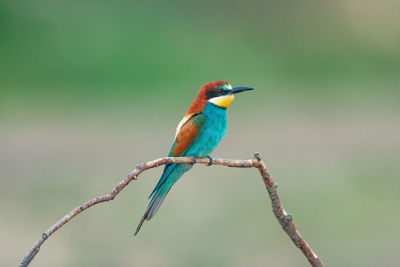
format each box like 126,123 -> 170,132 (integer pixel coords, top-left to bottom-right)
1,0 -> 400,266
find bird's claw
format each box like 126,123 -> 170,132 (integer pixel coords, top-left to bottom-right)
191,155 -> 196,164
206,155 -> 213,166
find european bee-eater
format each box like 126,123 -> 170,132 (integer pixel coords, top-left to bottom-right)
135,80 -> 253,235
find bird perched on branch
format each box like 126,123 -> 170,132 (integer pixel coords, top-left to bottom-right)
135,80 -> 253,235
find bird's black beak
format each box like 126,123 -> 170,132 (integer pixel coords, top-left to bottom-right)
230,87 -> 254,94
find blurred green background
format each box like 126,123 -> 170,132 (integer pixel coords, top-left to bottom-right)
1,0 -> 400,266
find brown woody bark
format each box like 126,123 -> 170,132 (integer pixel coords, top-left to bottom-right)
20,153 -> 323,267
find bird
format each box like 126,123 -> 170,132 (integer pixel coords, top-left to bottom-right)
134,80 -> 253,235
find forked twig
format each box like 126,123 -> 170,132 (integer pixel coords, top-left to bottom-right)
20,152 -> 323,267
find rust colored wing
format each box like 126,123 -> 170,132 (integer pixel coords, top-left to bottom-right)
170,113 -> 207,156
147,113 -> 207,199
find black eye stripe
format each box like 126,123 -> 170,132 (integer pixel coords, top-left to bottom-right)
206,91 -> 219,99
206,88 -> 230,99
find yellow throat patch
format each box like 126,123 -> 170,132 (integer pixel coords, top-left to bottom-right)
208,94 -> 235,109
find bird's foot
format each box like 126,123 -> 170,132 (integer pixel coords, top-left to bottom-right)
206,155 -> 213,166
191,155 -> 196,164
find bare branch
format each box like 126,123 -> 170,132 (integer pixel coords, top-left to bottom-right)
20,153 -> 323,267
253,152 -> 324,266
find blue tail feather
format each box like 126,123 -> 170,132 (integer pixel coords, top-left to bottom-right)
149,163 -> 178,199
134,163 -> 193,235
134,183 -> 170,235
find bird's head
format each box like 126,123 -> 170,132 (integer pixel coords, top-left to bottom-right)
185,80 -> 253,115
203,80 -> 254,109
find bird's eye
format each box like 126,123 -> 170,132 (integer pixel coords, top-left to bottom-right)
218,89 -> 223,95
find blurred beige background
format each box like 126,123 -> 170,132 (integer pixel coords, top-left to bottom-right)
1,0 -> 400,266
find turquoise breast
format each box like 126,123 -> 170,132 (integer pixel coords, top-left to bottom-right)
190,102 -> 227,158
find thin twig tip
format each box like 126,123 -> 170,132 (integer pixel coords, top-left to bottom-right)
254,151 -> 262,160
